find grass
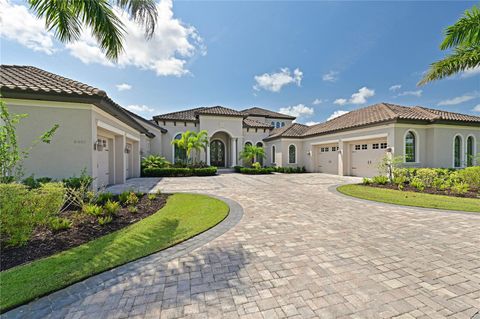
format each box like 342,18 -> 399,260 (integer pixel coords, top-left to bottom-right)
0,193 -> 229,312
337,184 -> 480,213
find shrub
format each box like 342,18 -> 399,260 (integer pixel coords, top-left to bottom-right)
410,177 -> 425,191
62,169 -> 93,190
128,206 -> 138,214
98,215 -> 113,225
393,175 -> 407,186
415,168 -> 437,188
147,194 -> 156,201
22,175 -> 52,189
275,166 -> 306,173
141,155 -> 171,173
104,200 -> 120,215
432,177 -> 449,190
118,191 -> 130,205
456,166 -> 480,190
143,167 -> 217,177
234,166 -> 242,173
125,192 -> 139,206
362,178 -> 372,185
252,162 -> 262,170
451,182 -> 469,195
49,217 -> 72,232
96,192 -> 114,205
372,175 -> 389,185
239,167 -> 274,175
0,182 -> 65,247
82,203 -> 103,216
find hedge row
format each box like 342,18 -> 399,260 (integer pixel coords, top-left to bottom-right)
142,167 -> 217,177
239,167 -> 275,175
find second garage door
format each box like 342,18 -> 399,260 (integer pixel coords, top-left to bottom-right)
316,144 -> 339,174
350,139 -> 388,177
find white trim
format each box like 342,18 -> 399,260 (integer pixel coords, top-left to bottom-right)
403,129 -> 420,164
244,140 -> 253,146
452,133 -> 464,168
3,98 -> 93,110
310,139 -> 339,146
126,133 -> 140,142
97,120 -> 125,136
340,133 -> 388,142
394,123 -> 480,131
288,143 -> 297,164
209,129 -> 235,138
465,134 -> 477,166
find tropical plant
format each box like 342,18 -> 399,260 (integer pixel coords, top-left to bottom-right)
27,0 -> 158,61
141,155 -> 170,171
1,100 -> 59,182
82,203 -> 103,216
377,154 -> 404,182
171,130 -> 209,164
372,175 -> 389,185
252,162 -> 262,170
49,217 -> 72,232
240,144 -> 265,166
103,200 -> 120,215
419,5 -> 480,85
98,215 -> 113,225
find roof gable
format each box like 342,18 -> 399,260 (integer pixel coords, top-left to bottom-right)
242,107 -> 296,120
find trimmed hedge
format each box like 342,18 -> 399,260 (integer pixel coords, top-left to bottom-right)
239,167 -> 274,175
142,167 -> 217,177
274,166 -> 306,174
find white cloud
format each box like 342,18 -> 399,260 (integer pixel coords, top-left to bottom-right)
335,87 -> 375,105
389,84 -> 402,92
473,104 -> 480,112
116,83 -> 132,91
397,90 -> 422,97
312,98 -> 323,105
253,68 -> 303,92
125,104 -> 155,113
327,110 -> 349,121
461,66 -> 480,78
0,0 -> 56,54
438,93 -> 478,106
278,104 -> 313,119
305,121 -> 320,126
322,71 -> 339,82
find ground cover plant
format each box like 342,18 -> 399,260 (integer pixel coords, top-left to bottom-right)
0,193 -> 229,312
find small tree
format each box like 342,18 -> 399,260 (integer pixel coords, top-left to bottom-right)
0,99 -> 59,181
240,144 -> 265,167
377,153 -> 404,182
171,130 -> 209,165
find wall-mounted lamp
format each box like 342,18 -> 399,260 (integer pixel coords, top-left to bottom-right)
307,150 -> 312,156
386,147 -> 393,153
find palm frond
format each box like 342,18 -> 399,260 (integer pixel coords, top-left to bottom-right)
441,5 -> 480,50
418,45 -> 480,86
114,0 -> 158,38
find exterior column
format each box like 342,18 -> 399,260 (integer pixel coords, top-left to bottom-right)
231,138 -> 237,167
338,140 -> 345,176
132,141 -> 140,177
114,134 -> 126,184
206,143 -> 211,166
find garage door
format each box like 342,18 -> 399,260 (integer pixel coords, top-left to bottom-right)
350,139 -> 388,177
96,136 -> 110,187
316,144 -> 339,174
126,142 -> 133,179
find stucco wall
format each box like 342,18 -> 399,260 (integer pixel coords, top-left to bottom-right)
157,120 -> 198,162
5,99 -> 93,180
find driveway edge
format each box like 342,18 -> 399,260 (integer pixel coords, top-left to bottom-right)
4,195 -> 244,319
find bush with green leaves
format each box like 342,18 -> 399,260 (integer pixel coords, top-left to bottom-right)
62,169 -> 93,190
82,203 -> 103,216
126,192 -> 139,206
95,192 -> 114,205
141,155 -> 171,173
239,167 -> 274,175
456,166 -> 480,190
275,166 -> 307,174
415,168 -> 437,188
142,167 -> 217,177
451,182 -> 469,195
103,200 -> 120,215
410,178 -> 425,191
128,206 -> 138,214
97,215 -> 113,225
49,217 -> 72,232
362,177 -> 372,185
372,175 -> 389,185
0,182 -> 65,247
147,193 -> 156,201
22,175 -> 53,189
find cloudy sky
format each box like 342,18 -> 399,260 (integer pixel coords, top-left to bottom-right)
1,0 -> 478,125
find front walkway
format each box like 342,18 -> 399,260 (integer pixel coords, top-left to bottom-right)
7,173 -> 480,318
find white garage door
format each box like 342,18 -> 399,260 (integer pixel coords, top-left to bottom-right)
96,136 -> 110,187
350,139 -> 388,177
126,142 -> 133,179
316,144 -> 339,174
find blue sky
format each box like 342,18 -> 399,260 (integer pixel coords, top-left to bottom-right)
1,0 -> 479,124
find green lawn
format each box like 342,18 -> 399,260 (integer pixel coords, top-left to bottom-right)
0,193 -> 229,312
337,184 -> 480,213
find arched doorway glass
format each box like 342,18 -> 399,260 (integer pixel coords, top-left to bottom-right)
210,140 -> 225,167
256,142 -> 264,166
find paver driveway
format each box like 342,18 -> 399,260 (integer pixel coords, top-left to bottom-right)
7,173 -> 480,318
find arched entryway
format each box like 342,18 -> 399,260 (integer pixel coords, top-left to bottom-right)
210,140 -> 225,167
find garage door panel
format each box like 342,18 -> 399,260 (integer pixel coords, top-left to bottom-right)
316,144 -> 338,174
350,139 -> 387,177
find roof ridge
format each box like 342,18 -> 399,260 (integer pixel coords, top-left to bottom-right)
412,106 -> 440,120
380,102 -> 401,118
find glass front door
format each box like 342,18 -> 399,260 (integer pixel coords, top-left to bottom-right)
210,140 -> 225,167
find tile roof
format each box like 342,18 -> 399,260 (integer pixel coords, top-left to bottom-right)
267,103 -> 480,140
123,108 -> 167,133
242,106 -> 296,120
154,106 -> 247,121
243,118 -> 274,129
0,65 -> 153,137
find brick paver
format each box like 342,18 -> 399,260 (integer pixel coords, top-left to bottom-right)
5,173 -> 480,318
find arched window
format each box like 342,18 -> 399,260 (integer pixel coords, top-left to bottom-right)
405,131 -> 416,162
466,136 -> 475,167
281,122 -> 285,127
173,133 -> 187,163
245,141 -> 252,147
271,121 -> 275,126
256,142 -> 264,166
276,122 -> 281,128
288,144 -> 296,164
454,135 -> 462,168
272,145 -> 276,164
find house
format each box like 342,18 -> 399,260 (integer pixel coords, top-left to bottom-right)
0,65 -> 165,189
1,65 -> 478,187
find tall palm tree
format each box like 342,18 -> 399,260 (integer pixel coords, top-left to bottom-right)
171,130 -> 209,164
28,0 -> 158,61
240,144 -> 265,167
419,5 -> 480,85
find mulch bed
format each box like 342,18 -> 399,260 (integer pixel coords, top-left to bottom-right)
368,184 -> 480,199
1,194 -> 169,271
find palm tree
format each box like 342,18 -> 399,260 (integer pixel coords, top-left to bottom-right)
28,0 -> 158,61
171,130 -> 209,165
419,5 -> 480,85
240,144 -> 265,167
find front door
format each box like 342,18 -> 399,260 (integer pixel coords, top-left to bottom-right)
210,140 -> 225,167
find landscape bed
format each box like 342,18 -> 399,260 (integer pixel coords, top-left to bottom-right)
0,193 -> 229,312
